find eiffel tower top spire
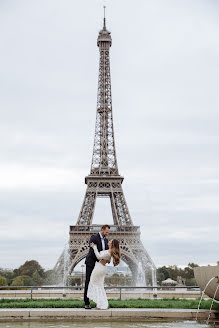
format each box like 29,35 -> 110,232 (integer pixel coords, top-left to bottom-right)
97,7 -> 112,46
90,12 -> 118,176
103,6 -> 106,29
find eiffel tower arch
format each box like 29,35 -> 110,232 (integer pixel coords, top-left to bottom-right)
55,14 -> 156,284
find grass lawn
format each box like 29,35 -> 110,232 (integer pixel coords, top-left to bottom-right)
0,298 -> 219,309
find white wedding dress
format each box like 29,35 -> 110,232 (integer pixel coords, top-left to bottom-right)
87,245 -> 111,309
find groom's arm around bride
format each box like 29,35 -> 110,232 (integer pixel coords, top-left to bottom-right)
84,224 -> 110,309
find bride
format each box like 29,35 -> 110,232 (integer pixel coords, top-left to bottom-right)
87,239 -> 120,310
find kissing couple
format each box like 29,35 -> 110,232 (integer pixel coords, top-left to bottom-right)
84,224 -> 121,310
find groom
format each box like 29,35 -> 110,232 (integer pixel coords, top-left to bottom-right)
84,224 -> 110,309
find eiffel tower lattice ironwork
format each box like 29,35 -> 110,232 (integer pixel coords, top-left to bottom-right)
55,14 -> 156,282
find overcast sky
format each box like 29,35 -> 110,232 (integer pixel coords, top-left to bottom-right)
0,0 -> 219,270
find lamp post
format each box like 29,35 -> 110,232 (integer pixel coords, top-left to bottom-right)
81,264 -> 85,288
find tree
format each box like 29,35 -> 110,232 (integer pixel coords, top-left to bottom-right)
20,275 -> 34,286
0,269 -> 15,285
156,270 -> 165,285
71,277 -> 82,286
18,260 -> 44,278
184,266 -> 194,280
0,276 -> 7,286
32,271 -> 43,286
44,270 -> 57,285
156,264 -> 200,286
157,266 -> 169,281
11,276 -> 24,287
186,277 -> 197,286
187,263 -> 199,269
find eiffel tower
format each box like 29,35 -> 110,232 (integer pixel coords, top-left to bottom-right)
55,13 -> 156,283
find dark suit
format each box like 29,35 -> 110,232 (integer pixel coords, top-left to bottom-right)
84,233 -> 109,305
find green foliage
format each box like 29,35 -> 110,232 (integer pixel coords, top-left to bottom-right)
156,263 -> 199,286
0,260 -> 202,288
105,274 -> 133,286
20,275 -> 34,286
187,263 -> 199,269
157,266 -> 170,282
10,275 -> 35,287
32,271 -> 43,286
11,276 -> 24,287
0,269 -> 16,285
18,260 -> 44,278
71,277 -> 82,286
0,276 -> 7,286
0,298 -> 218,310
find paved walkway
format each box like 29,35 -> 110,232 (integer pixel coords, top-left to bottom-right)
0,290 -> 203,300
0,308 -> 218,320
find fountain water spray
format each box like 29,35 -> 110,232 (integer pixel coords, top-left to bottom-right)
151,264 -> 157,296
206,282 -> 219,324
136,261 -> 146,287
63,243 -> 71,287
196,276 -> 217,321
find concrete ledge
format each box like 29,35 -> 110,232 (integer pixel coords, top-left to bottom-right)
0,309 -> 29,318
29,308 -> 111,318
0,308 -> 218,321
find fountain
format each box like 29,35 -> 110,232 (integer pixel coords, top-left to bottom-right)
194,265 -> 219,323
206,283 -> 219,324
151,264 -> 158,297
136,261 -> 146,287
194,265 -> 219,301
63,243 -> 71,286
151,264 -> 157,286
53,241 -> 72,287
196,276 -> 216,321
135,259 -> 157,297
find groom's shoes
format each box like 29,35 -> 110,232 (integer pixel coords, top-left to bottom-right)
84,304 -> 91,310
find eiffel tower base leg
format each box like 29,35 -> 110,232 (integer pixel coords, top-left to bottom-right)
68,226 -> 156,287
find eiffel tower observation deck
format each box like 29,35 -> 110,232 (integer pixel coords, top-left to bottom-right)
55,12 -> 156,283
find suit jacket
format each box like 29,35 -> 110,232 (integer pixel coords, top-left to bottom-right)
85,233 -> 109,268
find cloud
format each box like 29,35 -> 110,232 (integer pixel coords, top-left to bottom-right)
0,0 -> 219,269
0,164 -> 85,191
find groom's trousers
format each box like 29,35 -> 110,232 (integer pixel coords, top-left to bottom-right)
84,264 -> 94,305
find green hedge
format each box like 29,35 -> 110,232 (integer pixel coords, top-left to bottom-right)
0,298 -> 219,309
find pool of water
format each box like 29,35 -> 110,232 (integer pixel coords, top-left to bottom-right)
0,321 -> 212,328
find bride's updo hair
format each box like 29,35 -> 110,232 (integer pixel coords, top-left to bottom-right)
111,239 -> 121,267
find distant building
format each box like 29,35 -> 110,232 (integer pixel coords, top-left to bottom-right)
72,263 -> 131,277
72,270 -> 83,277
106,264 -> 131,276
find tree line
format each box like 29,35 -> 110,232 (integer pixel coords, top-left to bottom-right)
157,261 -> 219,286
0,260 -> 218,287
0,260 -> 56,287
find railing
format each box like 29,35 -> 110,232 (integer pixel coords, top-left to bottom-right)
0,286 -> 201,300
